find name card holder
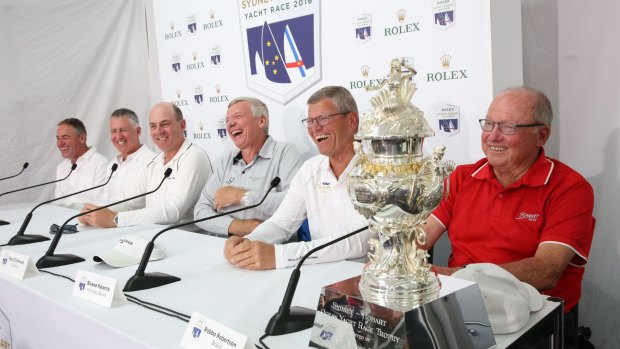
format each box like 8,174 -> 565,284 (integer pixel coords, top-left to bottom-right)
0,249 -> 39,279
72,269 -> 127,308
181,311 -> 253,349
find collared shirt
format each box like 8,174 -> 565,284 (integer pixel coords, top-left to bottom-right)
431,149 -> 595,312
116,139 -> 212,226
54,147 -> 109,209
246,154 -> 370,268
194,136 -> 302,236
96,144 -> 156,211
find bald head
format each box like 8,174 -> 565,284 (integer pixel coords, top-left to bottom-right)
494,87 -> 553,126
149,102 -> 186,156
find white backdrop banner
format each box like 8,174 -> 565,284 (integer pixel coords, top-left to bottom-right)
151,0 -> 522,164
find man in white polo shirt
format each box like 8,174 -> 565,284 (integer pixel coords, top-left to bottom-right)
80,102 -> 212,227
54,118 -> 109,209
224,86 -> 370,269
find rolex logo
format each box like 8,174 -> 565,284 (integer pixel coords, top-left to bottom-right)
198,122 -> 204,131
209,9 -> 215,20
396,9 -> 406,23
361,65 -> 369,77
215,84 -> 221,94
192,52 -> 198,61
440,55 -> 451,69
176,90 -> 182,98
170,21 -> 175,30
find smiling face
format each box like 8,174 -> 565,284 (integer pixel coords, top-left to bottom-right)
56,124 -> 88,163
306,98 -> 357,160
225,100 -> 267,152
148,103 -> 186,157
482,89 -> 550,181
110,116 -> 142,159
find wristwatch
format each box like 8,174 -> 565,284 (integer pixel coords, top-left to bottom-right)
240,191 -> 251,207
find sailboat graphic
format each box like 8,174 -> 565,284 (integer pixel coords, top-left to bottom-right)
283,24 -> 306,82
243,12 -> 319,103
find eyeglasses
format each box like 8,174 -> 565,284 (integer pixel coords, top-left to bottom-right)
478,119 -> 544,135
301,112 -> 349,128
49,223 -> 78,235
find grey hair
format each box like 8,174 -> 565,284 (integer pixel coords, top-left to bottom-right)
228,97 -> 270,134
110,108 -> 139,125
307,86 -> 359,131
501,86 -> 553,126
58,118 -> 87,136
307,86 -> 359,114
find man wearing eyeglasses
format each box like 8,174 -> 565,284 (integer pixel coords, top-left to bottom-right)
417,87 -> 594,348
194,97 -> 302,237
223,86 -> 370,270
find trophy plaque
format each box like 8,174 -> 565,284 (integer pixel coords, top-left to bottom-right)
310,58 -> 495,348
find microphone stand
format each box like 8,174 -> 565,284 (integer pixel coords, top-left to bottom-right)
0,162 -> 29,181
0,163 -> 77,226
5,164 -> 119,246
123,177 -> 281,292
264,225 -> 369,336
35,168 -> 172,269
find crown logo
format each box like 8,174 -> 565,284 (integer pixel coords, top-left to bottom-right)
440,55 -> 451,69
198,122 -> 204,131
361,65 -> 370,78
192,52 -> 198,61
209,10 -> 215,20
215,84 -> 221,94
396,9 -> 406,23
176,90 -> 182,98
170,21 -> 175,31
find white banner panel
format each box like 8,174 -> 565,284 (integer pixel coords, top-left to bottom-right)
151,0 -> 522,164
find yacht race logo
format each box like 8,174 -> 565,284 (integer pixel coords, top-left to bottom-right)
354,14 -> 372,42
187,13 -> 197,35
437,104 -> 460,137
210,45 -> 222,67
433,0 -> 456,30
239,0 -> 321,104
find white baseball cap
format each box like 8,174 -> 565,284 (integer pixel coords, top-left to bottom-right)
93,234 -> 166,268
452,263 -> 544,334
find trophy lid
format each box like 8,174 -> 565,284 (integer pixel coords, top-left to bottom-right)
358,58 -> 435,140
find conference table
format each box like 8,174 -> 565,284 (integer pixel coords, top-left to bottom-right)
0,204 -> 562,348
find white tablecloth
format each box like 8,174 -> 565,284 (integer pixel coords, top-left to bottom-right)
0,204 -> 561,348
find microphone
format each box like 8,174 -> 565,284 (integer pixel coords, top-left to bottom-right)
0,163 -> 77,198
123,177 -> 281,292
0,162 -> 29,181
35,168 -> 173,269
264,225 -> 369,336
5,164 -> 120,246
0,163 -> 77,226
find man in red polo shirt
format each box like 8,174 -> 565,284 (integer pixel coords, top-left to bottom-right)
418,86 -> 595,348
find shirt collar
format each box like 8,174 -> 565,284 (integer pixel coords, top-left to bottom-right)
233,136 -> 274,165
115,144 -> 147,164
319,153 -> 357,184
472,148 -> 553,188
72,147 -> 97,164
154,139 -> 192,166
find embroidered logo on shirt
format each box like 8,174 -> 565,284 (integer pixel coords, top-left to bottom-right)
225,177 -> 235,185
318,181 -> 331,191
515,212 -> 540,222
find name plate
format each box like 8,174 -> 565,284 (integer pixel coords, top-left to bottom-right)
0,249 -> 39,279
181,311 -> 252,349
72,269 -> 127,308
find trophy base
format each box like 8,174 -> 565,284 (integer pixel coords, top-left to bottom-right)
310,275 -> 496,349
358,271 -> 441,311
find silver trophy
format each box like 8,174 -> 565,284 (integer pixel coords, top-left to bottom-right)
348,58 -> 453,311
